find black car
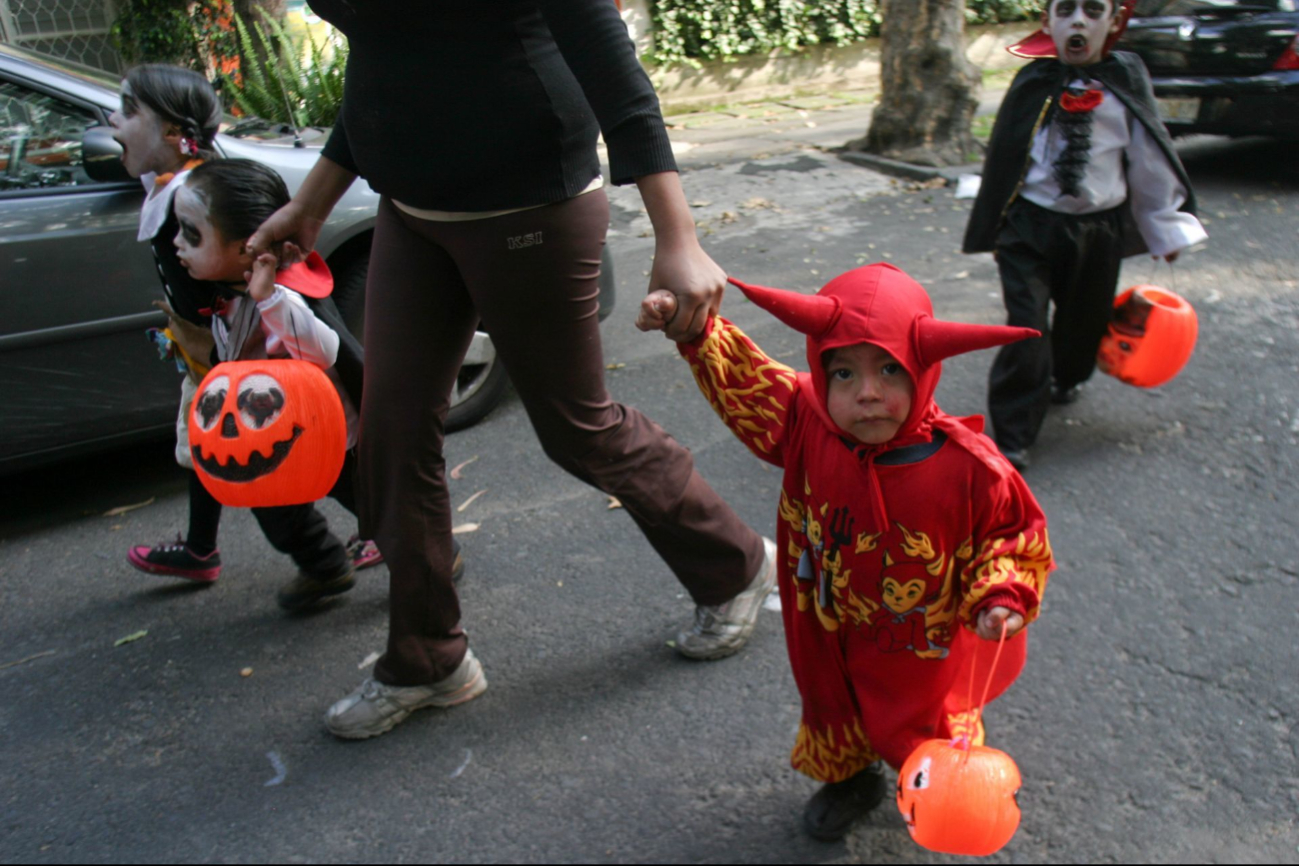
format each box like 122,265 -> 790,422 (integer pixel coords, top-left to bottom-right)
1119,0 -> 1299,139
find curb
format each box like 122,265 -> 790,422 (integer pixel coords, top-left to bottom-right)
834,150 -> 983,186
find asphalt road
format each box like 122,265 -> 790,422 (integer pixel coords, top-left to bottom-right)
1,134 -> 1297,864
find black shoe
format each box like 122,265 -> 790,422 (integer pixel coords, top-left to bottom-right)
277,563 -> 357,612
803,764 -> 887,842
1051,383 -> 1083,405
1000,447 -> 1030,472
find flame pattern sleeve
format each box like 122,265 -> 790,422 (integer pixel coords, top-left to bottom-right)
957,473 -> 1054,626
678,316 -> 799,468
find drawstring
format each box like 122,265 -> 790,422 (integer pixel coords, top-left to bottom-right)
851,444 -> 891,533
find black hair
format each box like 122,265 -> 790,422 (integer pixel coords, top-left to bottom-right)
1047,0 -> 1117,14
186,159 -> 290,244
124,64 -> 222,156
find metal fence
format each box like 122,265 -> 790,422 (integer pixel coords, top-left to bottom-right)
0,0 -> 124,74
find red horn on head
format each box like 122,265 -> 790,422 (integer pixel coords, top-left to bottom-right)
914,316 -> 1040,368
727,277 -> 842,339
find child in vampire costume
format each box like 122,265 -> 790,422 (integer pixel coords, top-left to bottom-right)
649,263 -> 1055,841
963,0 -> 1207,468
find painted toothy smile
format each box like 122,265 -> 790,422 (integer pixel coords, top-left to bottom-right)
193,424 -> 304,482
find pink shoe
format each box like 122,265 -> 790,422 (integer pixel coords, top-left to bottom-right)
127,537 -> 221,583
346,535 -> 384,570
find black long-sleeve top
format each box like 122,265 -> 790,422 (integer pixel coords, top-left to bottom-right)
310,0 -> 678,211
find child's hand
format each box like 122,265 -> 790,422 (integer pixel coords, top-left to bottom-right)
152,299 -> 214,362
244,252 -> 280,303
976,606 -> 1024,641
636,290 -> 679,333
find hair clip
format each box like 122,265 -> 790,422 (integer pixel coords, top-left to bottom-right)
180,136 -> 201,157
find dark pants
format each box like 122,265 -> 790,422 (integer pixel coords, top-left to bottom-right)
988,198 -> 1124,451
359,191 -> 764,687
249,449 -> 359,580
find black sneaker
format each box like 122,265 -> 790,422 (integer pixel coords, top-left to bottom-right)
277,564 -> 357,612
803,764 -> 887,842
127,537 -> 221,583
1052,383 -> 1083,405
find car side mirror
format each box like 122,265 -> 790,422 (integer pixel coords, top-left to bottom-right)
82,125 -> 133,183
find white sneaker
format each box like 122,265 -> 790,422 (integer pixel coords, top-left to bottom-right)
325,649 -> 487,740
676,537 -> 777,660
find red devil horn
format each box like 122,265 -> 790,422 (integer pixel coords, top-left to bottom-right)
914,316 -> 1040,368
727,277 -> 842,338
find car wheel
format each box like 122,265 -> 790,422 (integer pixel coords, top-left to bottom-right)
330,250 -> 509,433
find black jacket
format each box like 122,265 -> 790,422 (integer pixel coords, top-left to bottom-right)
963,52 -> 1196,258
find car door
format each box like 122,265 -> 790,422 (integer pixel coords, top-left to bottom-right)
0,71 -> 174,471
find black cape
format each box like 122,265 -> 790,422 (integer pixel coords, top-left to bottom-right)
963,51 -> 1197,259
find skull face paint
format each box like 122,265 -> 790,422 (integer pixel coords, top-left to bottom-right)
1045,0 -> 1120,67
173,182 -> 250,283
109,81 -> 186,180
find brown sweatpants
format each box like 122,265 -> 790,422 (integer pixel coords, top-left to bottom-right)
359,191 -> 764,686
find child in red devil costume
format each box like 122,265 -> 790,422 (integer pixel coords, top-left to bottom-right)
965,0 -> 1207,469
640,263 -> 1055,841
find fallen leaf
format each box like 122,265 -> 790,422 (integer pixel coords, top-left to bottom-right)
666,640 -> 677,649
606,362 -> 626,371
607,496 -> 623,510
114,631 -> 148,647
741,197 -> 775,210
450,456 -> 479,480
452,523 -> 480,535
457,489 -> 487,513
103,497 -> 156,518
689,200 -> 713,208
240,668 -> 254,678
358,652 -> 381,670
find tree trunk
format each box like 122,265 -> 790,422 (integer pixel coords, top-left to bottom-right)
851,0 -> 981,167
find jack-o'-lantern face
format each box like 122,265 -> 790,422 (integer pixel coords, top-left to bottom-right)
897,739 -> 1022,857
189,360 -> 346,508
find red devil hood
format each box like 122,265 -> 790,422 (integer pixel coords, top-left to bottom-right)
728,263 -> 1038,458
1008,0 -> 1137,60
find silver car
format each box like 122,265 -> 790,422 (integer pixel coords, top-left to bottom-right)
0,43 -> 613,475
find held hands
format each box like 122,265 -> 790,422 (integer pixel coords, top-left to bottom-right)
244,252 -> 280,303
635,244 -> 727,342
245,200 -> 321,267
976,606 -> 1025,642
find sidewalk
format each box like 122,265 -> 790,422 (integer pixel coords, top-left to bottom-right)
645,85 -> 1009,182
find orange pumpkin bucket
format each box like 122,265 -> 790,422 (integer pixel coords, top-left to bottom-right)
1097,285 -> 1199,388
897,622 -> 1023,857
189,360 -> 347,508
897,738 -> 1022,857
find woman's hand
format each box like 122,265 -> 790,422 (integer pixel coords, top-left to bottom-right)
648,242 -> 725,342
976,606 -> 1025,641
247,155 -> 357,265
246,200 -> 319,267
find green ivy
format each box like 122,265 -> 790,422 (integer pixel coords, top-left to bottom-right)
645,0 -> 1043,66
111,0 -> 203,67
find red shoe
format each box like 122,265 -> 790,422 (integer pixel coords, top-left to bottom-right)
127,537 -> 221,583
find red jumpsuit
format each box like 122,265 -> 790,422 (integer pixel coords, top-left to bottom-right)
678,263 -> 1055,781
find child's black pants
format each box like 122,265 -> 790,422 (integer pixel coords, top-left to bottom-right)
250,448 -> 359,579
988,198 -> 1124,451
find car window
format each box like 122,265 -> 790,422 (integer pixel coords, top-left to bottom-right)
1135,0 -> 1291,14
0,78 -> 100,192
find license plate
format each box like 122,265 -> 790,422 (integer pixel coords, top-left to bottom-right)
1157,97 -> 1201,123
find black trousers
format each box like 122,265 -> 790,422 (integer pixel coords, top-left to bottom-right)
249,448 -> 359,579
988,198 -> 1124,451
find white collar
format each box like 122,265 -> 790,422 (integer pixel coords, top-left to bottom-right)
137,169 -> 195,243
